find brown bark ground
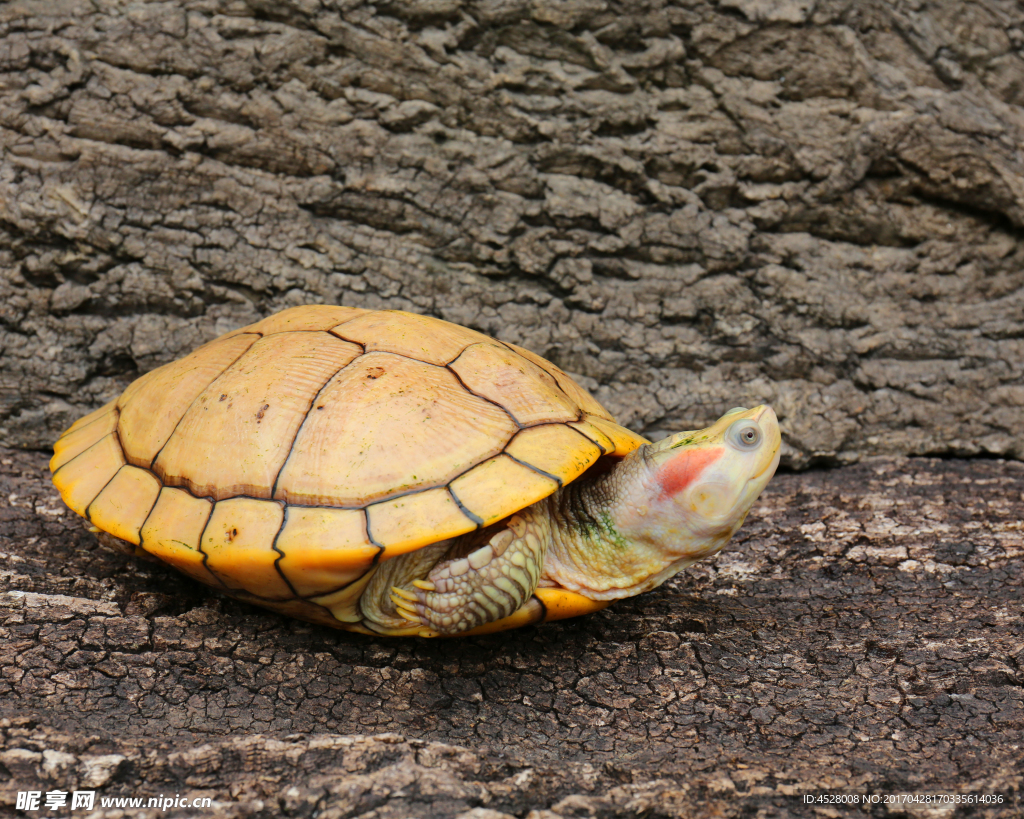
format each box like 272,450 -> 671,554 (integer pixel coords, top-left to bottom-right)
2,447 -> 1021,817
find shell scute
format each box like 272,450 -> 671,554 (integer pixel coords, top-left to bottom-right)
56,398 -> 118,442
449,454 -> 558,527
153,332 -> 362,500
330,310 -> 493,365
274,352 -> 517,507
51,406 -> 118,473
367,487 -> 476,553
201,498 -> 289,599
450,342 -> 579,426
52,433 -> 126,518
118,333 -> 260,467
579,416 -> 648,456
275,507 -> 378,597
506,424 -> 603,484
248,304 -> 367,334
503,342 -> 613,421
87,465 -> 162,546
139,488 -> 219,586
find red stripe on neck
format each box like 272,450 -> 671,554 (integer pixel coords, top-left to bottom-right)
657,447 -> 724,500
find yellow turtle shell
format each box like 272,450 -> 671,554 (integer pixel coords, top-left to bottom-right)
50,305 -> 648,635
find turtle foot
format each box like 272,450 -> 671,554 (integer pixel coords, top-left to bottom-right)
391,514 -> 548,636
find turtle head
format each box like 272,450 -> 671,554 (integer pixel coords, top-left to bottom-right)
631,405 -> 781,564
598,403 -> 774,581
541,405 -> 781,601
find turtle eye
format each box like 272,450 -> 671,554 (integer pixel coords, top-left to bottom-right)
727,420 -> 761,450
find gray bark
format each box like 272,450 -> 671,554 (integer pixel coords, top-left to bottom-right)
1,0 -> 1023,467
2,1 -> 1023,816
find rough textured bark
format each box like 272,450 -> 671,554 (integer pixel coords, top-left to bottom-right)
1,0 -> 1023,467
2,448 -> 1023,816
3,1 -> 1024,816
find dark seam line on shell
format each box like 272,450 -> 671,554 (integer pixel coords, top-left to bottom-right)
130,444 -> 525,515
491,422 -> 588,490
495,339 -> 578,401
51,404 -> 120,474
442,343 -> 472,368
194,500 -> 231,591
328,310 -> 369,329
325,329 -> 367,351
50,432 -> 117,481
258,328 -> 352,341
132,478 -> 166,555
447,486 -> 484,527
136,334 -> 518,503
569,420 -> 610,455
200,497 -> 288,595
270,506 -> 301,600
361,509 -> 387,564
127,458 -> 516,513
501,451 -> 564,487
324,309 -> 371,336
148,333 -> 262,472
508,414 -> 586,434
264,342 -> 493,500
269,347 -> 367,501
83,459 -> 129,523
56,404 -> 114,441
363,482 -> 481,545
532,593 -> 549,624
223,587 -> 303,605
313,342 -> 477,371
589,415 -> 637,444
305,596 -> 353,625
559,422 -> 609,455
364,506 -> 387,554
300,564 -> 374,601
350,345 -> 493,370
444,364 -> 523,429
336,448 -> 511,510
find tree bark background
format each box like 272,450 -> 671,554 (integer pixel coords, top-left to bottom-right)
1,0 -> 1023,817
1,0 -> 1023,466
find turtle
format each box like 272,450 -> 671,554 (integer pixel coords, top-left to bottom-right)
50,304 -> 781,637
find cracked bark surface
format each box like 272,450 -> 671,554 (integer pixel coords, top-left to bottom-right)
2,0 -> 1024,816
2,448 -> 1023,817
1,0 -> 1023,467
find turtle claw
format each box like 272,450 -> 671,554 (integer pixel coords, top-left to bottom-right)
390,586 -> 418,603
390,587 -> 423,624
392,601 -> 421,623
411,579 -> 436,591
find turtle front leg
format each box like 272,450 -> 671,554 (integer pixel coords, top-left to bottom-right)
391,512 -> 548,636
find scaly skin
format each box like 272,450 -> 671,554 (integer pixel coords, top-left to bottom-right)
389,515 -> 548,636
373,405 -> 781,636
